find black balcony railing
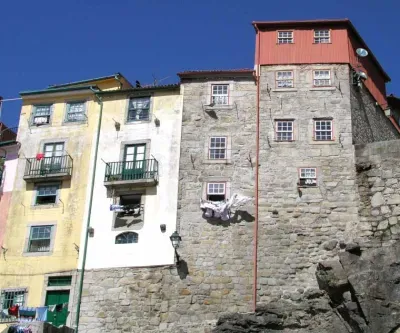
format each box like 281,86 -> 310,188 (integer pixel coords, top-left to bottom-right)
24,155 -> 73,178
104,159 -> 158,183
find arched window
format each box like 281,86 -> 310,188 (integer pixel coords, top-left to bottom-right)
115,232 -> 138,244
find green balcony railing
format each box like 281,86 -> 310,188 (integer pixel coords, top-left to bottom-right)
104,159 -> 158,183
24,155 -> 73,178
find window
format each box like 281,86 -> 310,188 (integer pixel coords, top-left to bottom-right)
128,97 -> 150,122
275,120 -> 294,141
313,70 -> 331,86
211,85 -> 229,105
277,31 -> 293,44
115,232 -> 138,244
32,105 -> 51,125
314,120 -> 333,141
66,102 -> 86,122
48,276 -> 72,287
207,182 -> 226,201
299,168 -> 317,186
28,226 -> 52,252
35,184 -> 59,205
276,71 -> 294,88
1,289 -> 26,310
209,137 -> 227,159
113,194 -> 144,230
314,30 -> 330,43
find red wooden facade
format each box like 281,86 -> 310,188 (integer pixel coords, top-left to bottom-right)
254,19 -> 389,107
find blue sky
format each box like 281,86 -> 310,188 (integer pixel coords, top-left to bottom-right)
0,0 -> 398,127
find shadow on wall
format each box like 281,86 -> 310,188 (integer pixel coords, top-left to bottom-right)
203,210 -> 255,227
177,259 -> 189,280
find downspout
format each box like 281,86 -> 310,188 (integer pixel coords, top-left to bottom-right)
253,23 -> 261,312
74,86 -> 103,332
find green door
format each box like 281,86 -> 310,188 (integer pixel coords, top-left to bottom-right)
122,144 -> 146,180
45,290 -> 70,327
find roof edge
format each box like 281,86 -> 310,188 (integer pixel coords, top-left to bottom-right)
178,69 -> 255,78
47,73 -> 133,89
98,84 -> 180,95
20,85 -> 99,97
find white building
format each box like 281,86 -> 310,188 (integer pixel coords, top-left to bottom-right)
81,84 -> 182,269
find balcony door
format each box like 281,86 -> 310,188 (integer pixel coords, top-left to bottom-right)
122,144 -> 146,180
43,143 -> 64,173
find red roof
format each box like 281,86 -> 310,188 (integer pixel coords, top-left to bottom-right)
252,19 -> 390,82
178,69 -> 254,77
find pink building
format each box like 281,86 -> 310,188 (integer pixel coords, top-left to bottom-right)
0,123 -> 18,247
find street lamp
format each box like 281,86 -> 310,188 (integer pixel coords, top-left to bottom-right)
170,231 -> 182,264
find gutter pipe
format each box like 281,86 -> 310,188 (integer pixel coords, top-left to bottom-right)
74,86 -> 103,332
253,23 -> 261,313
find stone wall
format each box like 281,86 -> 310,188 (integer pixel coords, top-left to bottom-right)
350,81 -> 400,144
354,139 -> 400,248
257,64 -> 359,302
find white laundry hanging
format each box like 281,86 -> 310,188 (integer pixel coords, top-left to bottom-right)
200,193 -> 252,221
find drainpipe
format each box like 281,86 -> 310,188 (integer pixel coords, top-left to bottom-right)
74,86 -> 103,332
253,23 -> 261,313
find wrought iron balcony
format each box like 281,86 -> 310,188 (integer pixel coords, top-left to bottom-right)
104,159 -> 158,187
23,155 -> 73,182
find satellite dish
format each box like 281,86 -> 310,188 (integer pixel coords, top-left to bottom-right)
356,71 -> 368,80
356,48 -> 368,57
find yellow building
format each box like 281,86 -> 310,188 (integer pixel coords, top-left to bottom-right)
0,74 -> 132,330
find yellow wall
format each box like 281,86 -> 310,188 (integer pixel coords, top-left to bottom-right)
0,89 -> 102,310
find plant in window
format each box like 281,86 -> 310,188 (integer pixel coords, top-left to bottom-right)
32,105 -> 51,125
211,85 -> 229,105
28,226 -> 52,252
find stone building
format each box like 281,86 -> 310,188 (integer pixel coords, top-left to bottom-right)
76,19 -> 400,332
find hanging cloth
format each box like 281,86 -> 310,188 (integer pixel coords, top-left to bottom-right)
8,304 -> 19,317
35,306 -> 47,321
35,153 -> 44,161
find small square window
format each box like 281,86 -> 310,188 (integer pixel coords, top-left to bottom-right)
28,226 -> 52,252
66,101 -> 86,122
209,137 -> 227,159
313,70 -> 331,86
275,120 -> 294,141
314,30 -> 330,43
314,120 -> 333,141
32,105 -> 51,125
1,289 -> 26,310
276,71 -> 294,88
128,97 -> 150,122
277,31 -> 293,44
207,182 -> 226,201
35,184 -> 59,205
211,85 -> 229,105
299,168 -> 317,186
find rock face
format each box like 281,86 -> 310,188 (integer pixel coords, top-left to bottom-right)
214,242 -> 400,333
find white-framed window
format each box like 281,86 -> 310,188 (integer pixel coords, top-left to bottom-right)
66,101 -> 86,122
313,70 -> 331,86
276,71 -> 294,88
299,168 -> 317,186
275,120 -> 294,141
206,182 -> 226,201
314,120 -> 333,141
209,137 -> 227,159
128,97 -> 150,122
28,226 -> 53,252
314,30 -> 330,43
211,85 -> 229,105
32,105 -> 52,125
277,31 -> 293,44
35,184 -> 59,205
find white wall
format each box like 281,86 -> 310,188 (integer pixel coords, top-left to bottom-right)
83,91 -> 182,269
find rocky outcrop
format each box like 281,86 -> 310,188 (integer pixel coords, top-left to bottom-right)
214,242 -> 400,333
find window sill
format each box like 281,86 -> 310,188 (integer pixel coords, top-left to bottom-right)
312,42 -> 332,44
125,120 -> 151,125
310,140 -> 337,145
23,251 -> 53,257
30,123 -> 51,128
31,204 -> 60,210
297,185 -> 318,189
204,105 -> 233,111
309,87 -> 336,91
203,159 -> 232,164
62,121 -> 88,126
272,88 -> 297,92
